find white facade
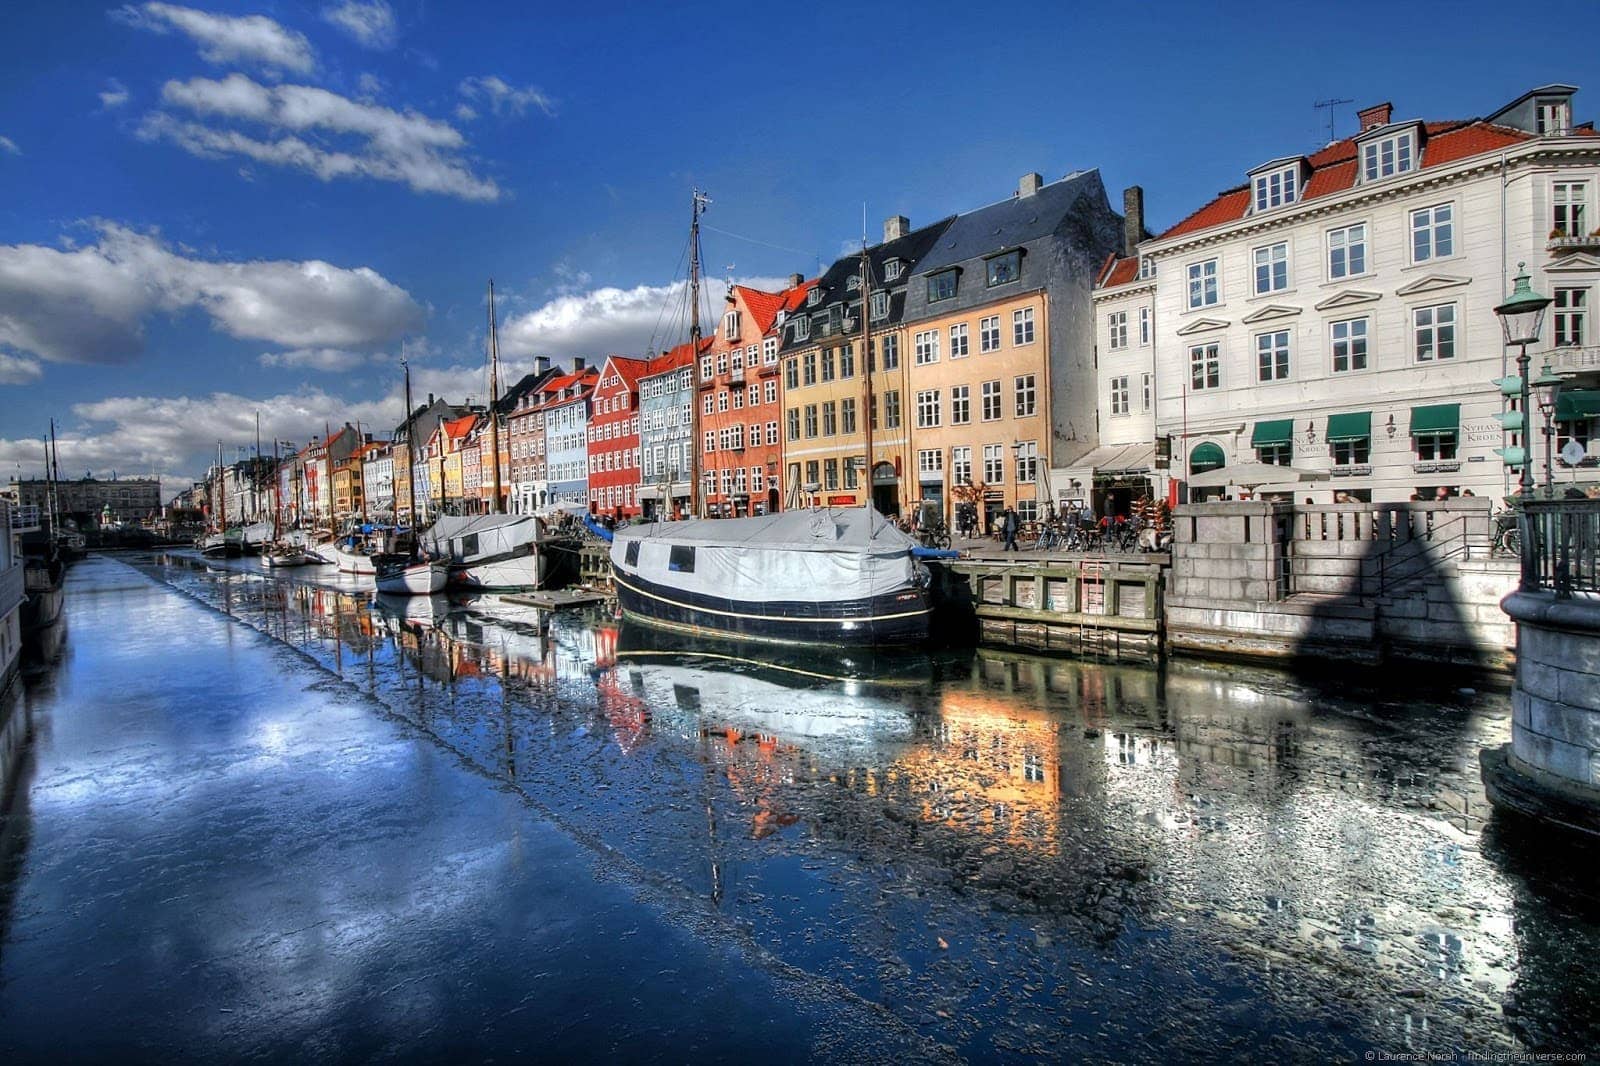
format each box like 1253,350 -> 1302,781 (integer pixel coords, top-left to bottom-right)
364,451 -> 394,517
1116,86 -> 1600,504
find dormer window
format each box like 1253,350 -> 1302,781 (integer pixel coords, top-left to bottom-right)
1252,162 -> 1300,212
792,317 -> 810,342
1360,129 -> 1416,181
1537,97 -> 1572,135
870,291 -> 889,320
1138,256 -> 1155,280
845,273 -> 860,291
928,269 -> 958,303
884,258 -> 903,281
807,288 -> 823,307
723,310 -> 741,341
985,250 -> 1021,287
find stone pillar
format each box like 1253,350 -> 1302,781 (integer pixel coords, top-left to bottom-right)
1482,590 -> 1600,837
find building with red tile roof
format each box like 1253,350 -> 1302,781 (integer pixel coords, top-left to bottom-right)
636,339 -> 704,519
1087,83 -> 1600,509
588,354 -> 652,517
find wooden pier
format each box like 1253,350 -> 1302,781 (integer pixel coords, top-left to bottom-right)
944,555 -> 1167,660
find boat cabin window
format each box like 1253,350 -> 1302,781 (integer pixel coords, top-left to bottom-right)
668,545 -> 696,573
456,533 -> 479,557
625,540 -> 640,566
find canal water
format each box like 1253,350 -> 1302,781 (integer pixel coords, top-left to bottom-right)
1,553 -> 1597,1062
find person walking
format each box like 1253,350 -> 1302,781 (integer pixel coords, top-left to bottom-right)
1001,506 -> 1019,552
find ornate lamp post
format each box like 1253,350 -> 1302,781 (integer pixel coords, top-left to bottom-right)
1532,363 -> 1566,495
1493,264 -> 1553,502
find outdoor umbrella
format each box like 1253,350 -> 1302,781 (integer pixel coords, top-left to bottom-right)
1186,462 -> 1330,490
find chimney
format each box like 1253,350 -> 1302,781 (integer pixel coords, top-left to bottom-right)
1357,102 -> 1392,132
1018,173 -> 1043,198
883,216 -> 909,242
428,392 -> 435,406
788,272 -> 804,289
572,357 -> 586,372
1122,185 -> 1145,259
535,355 -> 550,374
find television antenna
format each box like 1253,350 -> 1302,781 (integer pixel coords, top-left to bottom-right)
1314,98 -> 1353,143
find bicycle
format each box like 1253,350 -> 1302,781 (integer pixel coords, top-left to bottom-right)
1492,511 -> 1520,557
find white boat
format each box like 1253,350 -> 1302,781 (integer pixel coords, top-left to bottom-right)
421,513 -> 559,590
374,557 -> 449,595
262,545 -> 311,568
609,507 -> 933,647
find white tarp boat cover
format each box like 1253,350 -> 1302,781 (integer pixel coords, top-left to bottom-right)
423,514 -> 546,560
611,507 -> 921,604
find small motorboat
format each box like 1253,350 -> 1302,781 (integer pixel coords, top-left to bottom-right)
262,544 -> 312,568
374,554 -> 449,595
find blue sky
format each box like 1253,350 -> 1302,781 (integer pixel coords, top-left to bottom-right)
0,0 -> 1585,491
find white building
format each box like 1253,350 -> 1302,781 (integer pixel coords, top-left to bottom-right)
363,444 -> 394,518
1092,83 -> 1600,505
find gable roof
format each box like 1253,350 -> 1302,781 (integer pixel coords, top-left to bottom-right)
1095,253 -> 1141,289
731,285 -> 787,335
1159,118 -> 1547,242
911,169 -> 1107,276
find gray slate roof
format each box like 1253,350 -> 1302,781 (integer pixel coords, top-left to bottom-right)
910,169 -> 1106,277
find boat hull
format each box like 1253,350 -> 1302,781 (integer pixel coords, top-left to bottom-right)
332,544 -> 377,575
445,552 -> 548,591
375,561 -> 450,595
613,569 -> 930,647
262,550 -> 311,568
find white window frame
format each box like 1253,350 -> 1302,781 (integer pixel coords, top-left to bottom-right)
1360,131 -> 1415,182
1014,374 -> 1036,418
1553,181 -> 1590,238
762,337 -> 778,364
1255,329 -> 1290,382
1108,310 -> 1128,350
1110,376 -> 1129,416
1012,307 -> 1035,345
980,380 -> 1002,422
980,315 -> 1001,352
950,322 -> 970,358
1138,306 -> 1150,346
917,449 -> 943,476
1327,223 -> 1368,280
1141,372 -> 1152,412
916,388 -> 942,429
1410,203 -> 1455,263
1187,258 -> 1219,309
1252,164 -> 1299,212
950,383 -> 970,425
1554,287 -> 1588,348
1330,317 -> 1369,373
914,329 -> 940,365
951,446 -> 972,485
1253,242 -> 1289,295
1413,302 -> 1458,362
1189,342 -> 1221,390
1015,441 -> 1037,484
982,444 -> 1003,484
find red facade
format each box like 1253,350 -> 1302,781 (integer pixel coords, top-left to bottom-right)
587,355 -> 649,518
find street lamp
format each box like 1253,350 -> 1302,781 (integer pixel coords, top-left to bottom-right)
1532,363 -> 1566,495
1493,263 -> 1553,501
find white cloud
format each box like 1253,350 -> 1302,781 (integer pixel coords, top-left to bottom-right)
113,2 -> 316,75
0,352 -> 41,384
356,73 -> 384,100
498,275 -> 791,361
258,347 -> 379,372
458,76 -> 554,119
99,79 -> 131,109
0,136 -> 19,156
322,0 -> 398,50
142,73 -> 500,202
0,223 -> 424,367
453,103 -> 477,123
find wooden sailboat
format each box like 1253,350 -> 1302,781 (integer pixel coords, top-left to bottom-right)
200,441 -> 242,558
371,357 -> 446,595
262,440 -> 311,567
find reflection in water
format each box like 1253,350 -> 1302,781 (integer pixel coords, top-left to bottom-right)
82,553 -> 1600,1058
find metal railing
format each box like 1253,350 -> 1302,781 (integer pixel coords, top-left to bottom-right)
0,562 -> 23,620
9,505 -> 42,531
1522,499 -> 1600,597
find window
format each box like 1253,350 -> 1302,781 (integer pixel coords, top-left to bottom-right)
1110,376 -> 1130,416
983,444 -> 1003,484
1411,203 -> 1454,262
1108,311 -> 1128,350
786,409 -> 800,440
1415,432 -> 1457,461
717,391 -> 729,412
802,351 -> 817,386
839,343 -> 855,379
928,270 -> 958,302
870,291 -> 889,319
883,390 -> 901,429
917,389 -> 942,428
807,287 -> 823,307
822,401 -> 837,436
764,380 -> 777,404
1138,306 -> 1150,346
1413,303 -> 1457,362
951,384 -> 971,425
978,380 -> 1001,421
668,545 -> 695,572
1253,242 -> 1288,295
1015,441 -> 1037,483
972,313 -> 998,350
950,323 -> 970,357
731,390 -> 744,410
1187,259 -> 1219,308
1554,182 -> 1590,237
1328,224 -> 1366,279
844,460 -> 858,490
804,460 -> 819,486
1014,374 -> 1036,418
723,310 -> 741,341
804,404 -> 818,437
1256,330 -> 1290,382
1257,443 -> 1292,465
884,259 -> 903,281
1361,132 -> 1414,181
1253,164 -> 1299,211
1332,438 -> 1370,466
986,250 -> 1021,286
766,421 -> 779,445
1189,343 -> 1221,390
1139,256 -> 1155,279
918,449 -> 943,476
915,329 -> 939,364
1141,372 -> 1152,412
951,447 -> 972,485
881,334 -> 899,369
820,348 -> 835,382
845,273 -> 860,292
1537,98 -> 1571,136
703,394 -> 714,416
1012,307 -> 1035,345
841,397 -> 856,434
785,359 -> 799,390
824,458 -> 839,490
731,349 -> 744,371
1555,288 -> 1588,347
704,430 -> 716,453
1331,318 -> 1369,373
763,337 -> 778,364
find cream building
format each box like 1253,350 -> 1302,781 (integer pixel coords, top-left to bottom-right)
1104,83 -> 1600,504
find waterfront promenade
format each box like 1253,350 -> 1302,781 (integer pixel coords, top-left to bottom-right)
2,554 -> 1598,1060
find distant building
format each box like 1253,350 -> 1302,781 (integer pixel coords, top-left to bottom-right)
10,475 -> 162,526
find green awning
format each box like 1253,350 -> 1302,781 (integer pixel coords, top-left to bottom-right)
1189,442 -> 1226,473
1409,403 -> 1459,435
1325,411 -> 1371,443
1250,419 -> 1294,447
1557,389 -> 1600,422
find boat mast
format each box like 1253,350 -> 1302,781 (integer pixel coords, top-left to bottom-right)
254,411 -> 262,525
217,440 -> 227,532
487,280 -> 504,515
688,189 -> 708,519
402,356 -> 416,524
271,439 -> 282,541
859,241 -> 874,511
324,421 -> 333,529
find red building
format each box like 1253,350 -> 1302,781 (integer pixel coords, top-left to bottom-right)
587,355 -> 649,518
699,279 -> 812,516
